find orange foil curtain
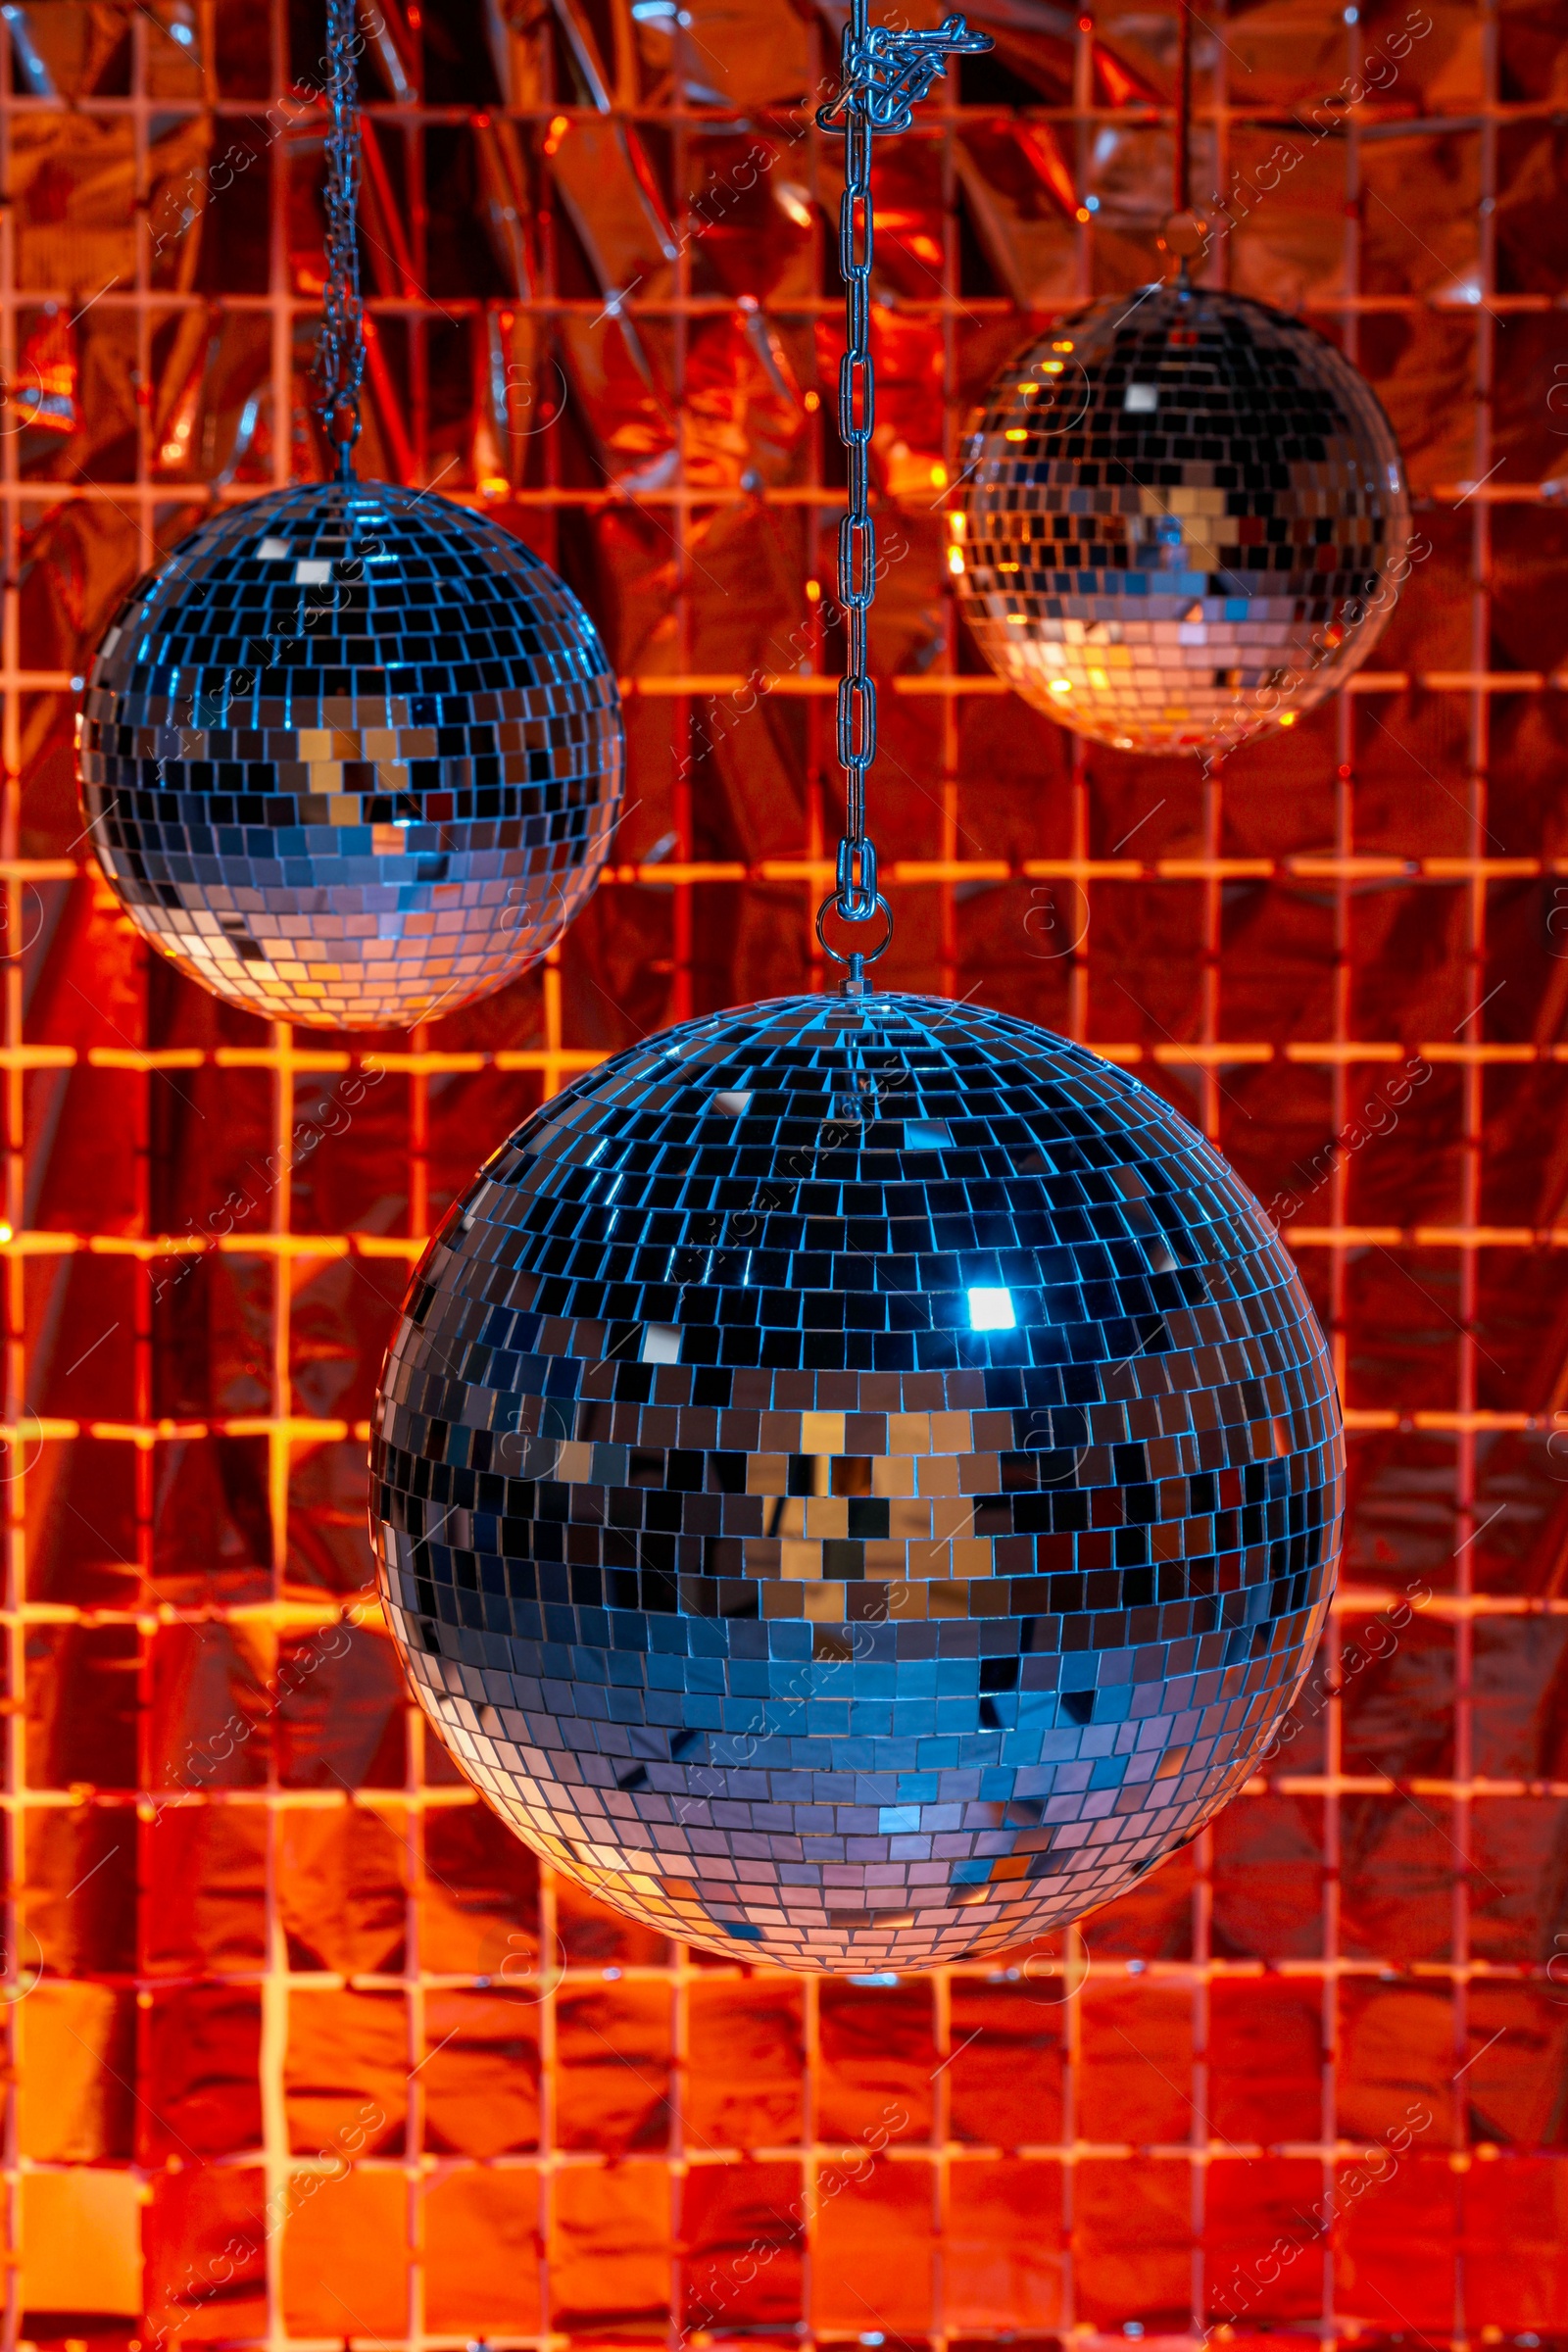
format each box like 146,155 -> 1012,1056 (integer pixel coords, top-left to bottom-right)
8,0 -> 1568,2344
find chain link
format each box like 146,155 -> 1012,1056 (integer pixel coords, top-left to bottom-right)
835,85 -> 877,924
311,0 -> 366,478
815,0 -> 992,964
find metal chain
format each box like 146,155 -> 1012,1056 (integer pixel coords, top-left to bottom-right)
312,0 -> 366,478
834,68 -> 876,928
815,0 -> 991,978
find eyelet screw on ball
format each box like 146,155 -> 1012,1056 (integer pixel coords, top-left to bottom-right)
326,400 -> 360,480
814,887 -> 894,996
1157,208 -> 1212,283
814,0 -> 992,999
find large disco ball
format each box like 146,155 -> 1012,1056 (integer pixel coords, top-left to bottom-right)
371,993 -> 1343,1970
79,480 -> 623,1029
951,284 -> 1409,757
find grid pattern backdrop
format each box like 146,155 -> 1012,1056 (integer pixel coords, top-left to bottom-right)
9,0 -> 1568,2347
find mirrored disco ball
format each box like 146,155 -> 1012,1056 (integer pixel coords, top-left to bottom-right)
952,284 -> 1409,757
79,481 -> 623,1029
371,993 -> 1343,1970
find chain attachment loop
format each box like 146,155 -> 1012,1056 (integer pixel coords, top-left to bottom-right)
813,0 -> 991,978
815,892 -> 894,986
311,0 -> 366,478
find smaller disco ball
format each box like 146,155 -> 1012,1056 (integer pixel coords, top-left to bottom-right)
79,480 -> 623,1029
952,284 -> 1410,757
371,992 -> 1343,1971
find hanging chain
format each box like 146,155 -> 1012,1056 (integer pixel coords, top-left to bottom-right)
1161,3 -> 1209,281
830,81 -> 877,930
814,0 -> 991,981
312,0 -> 366,478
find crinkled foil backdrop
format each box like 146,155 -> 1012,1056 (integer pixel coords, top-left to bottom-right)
10,0 -> 1568,2343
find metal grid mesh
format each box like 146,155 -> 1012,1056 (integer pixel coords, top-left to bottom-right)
7,0 -> 1568,2346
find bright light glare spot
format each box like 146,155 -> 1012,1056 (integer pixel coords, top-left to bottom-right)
1048,677 -> 1073,697
968,1287 -> 1015,1331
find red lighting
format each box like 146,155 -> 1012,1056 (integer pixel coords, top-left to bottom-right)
13,1 -> 1555,2341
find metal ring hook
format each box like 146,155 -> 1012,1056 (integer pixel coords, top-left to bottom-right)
816,892 -> 894,972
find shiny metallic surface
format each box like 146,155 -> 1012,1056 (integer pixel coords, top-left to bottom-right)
18,0 -> 1566,2329
79,479 -> 624,1029
953,285 -> 1410,757
372,992 -> 1343,1970
816,0 -> 990,949
311,0 -> 368,466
